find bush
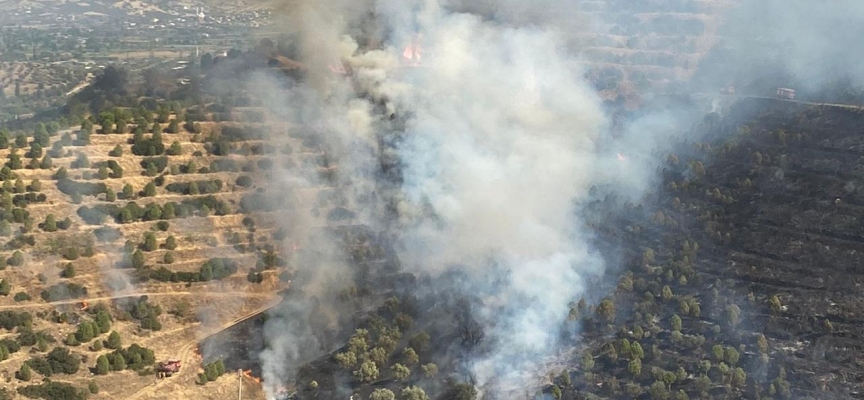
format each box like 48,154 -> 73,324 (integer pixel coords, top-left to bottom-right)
40,283 -> 87,302
142,232 -> 158,251
16,363 -> 31,381
74,321 -> 97,343
131,137 -> 164,156
240,193 -> 281,213
142,182 -> 156,197
56,179 -> 106,197
0,338 -> 21,353
127,298 -> 163,331
71,153 -> 89,169
12,192 -> 47,207
60,264 -> 75,278
108,145 -> 123,157
0,311 -> 31,331
58,217 -> 72,230
130,250 -> 145,269
13,292 -> 30,302
7,251 -> 23,266
258,158 -> 273,170
165,179 -> 222,195
210,159 -> 238,172
167,141 -> 182,156
78,245 -> 90,260
103,159 -> 123,178
247,270 -> 263,283
53,167 -> 68,180
95,355 -> 110,375
46,346 -> 81,374
106,331 -> 122,350
148,267 -> 199,283
93,227 -> 122,243
197,360 -> 226,384
17,381 -> 86,400
235,175 -> 253,187
219,125 -> 267,141
164,235 -> 177,250
140,156 -> 168,174
77,205 -> 119,225
200,258 -> 239,281
42,214 -> 57,232
62,247 -> 79,261
108,352 -> 126,371
143,203 -> 162,221
177,196 -> 228,216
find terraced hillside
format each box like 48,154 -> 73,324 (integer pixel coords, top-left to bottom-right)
576,0 -> 739,98
0,92 -> 353,398
562,99 -> 864,399
213,99 -> 864,400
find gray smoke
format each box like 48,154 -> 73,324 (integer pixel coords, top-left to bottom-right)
690,0 -> 864,96
254,0 -> 864,398
389,9 -> 608,390
245,69 -> 376,397
252,0 -> 633,396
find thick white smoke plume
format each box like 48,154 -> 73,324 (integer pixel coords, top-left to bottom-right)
257,0 -> 653,397
391,9 -> 607,389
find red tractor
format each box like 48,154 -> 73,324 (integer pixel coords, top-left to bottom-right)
157,359 -> 182,378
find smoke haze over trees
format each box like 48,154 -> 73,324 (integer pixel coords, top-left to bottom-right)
230,0 -> 864,398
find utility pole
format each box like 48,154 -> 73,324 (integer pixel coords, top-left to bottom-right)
237,369 -> 242,400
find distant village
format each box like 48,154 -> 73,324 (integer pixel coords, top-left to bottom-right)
0,1 -> 269,121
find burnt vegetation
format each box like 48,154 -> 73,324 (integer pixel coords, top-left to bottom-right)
216,98 -> 864,400
0,2 -> 861,397
551,99 -> 864,400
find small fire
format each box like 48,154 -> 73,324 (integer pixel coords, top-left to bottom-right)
617,153 -> 628,162
327,63 -> 347,75
79,301 -> 89,311
401,35 -> 423,66
242,369 -> 262,384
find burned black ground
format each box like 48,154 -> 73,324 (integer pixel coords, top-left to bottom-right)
565,98 -> 864,400
204,98 -> 864,400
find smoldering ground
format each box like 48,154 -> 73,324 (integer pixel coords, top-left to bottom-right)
219,0 -> 864,399
249,0 -> 627,397
690,0 -> 864,99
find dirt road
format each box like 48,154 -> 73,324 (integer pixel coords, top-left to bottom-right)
0,291 -> 274,310
126,294 -> 282,400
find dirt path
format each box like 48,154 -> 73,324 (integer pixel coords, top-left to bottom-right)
0,291 -> 274,310
711,93 -> 864,110
126,295 -> 282,400
64,76 -> 94,97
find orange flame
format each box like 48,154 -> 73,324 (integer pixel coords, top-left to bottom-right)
80,301 -> 89,311
402,35 -> 423,66
242,369 -> 262,384
328,63 -> 347,75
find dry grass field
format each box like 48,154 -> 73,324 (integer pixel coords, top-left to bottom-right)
0,103 -> 342,398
